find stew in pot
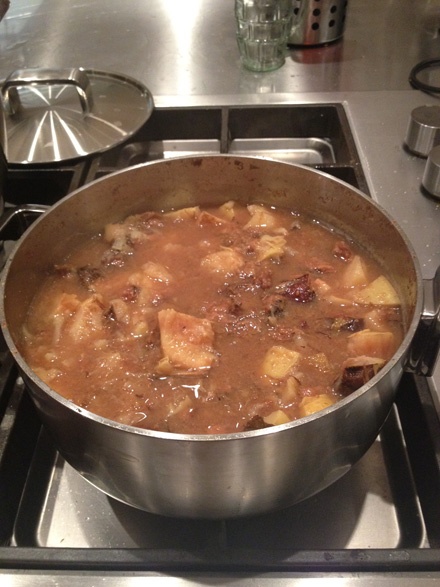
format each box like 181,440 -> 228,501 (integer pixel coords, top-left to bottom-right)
21,201 -> 403,434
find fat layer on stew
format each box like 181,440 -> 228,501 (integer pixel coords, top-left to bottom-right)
22,201 -> 403,434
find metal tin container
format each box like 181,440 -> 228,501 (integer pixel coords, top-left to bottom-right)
422,145 -> 440,199
405,105 -> 440,158
289,0 -> 348,46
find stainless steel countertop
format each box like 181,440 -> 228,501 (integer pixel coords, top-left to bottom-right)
1,0 -> 440,584
0,0 -> 438,95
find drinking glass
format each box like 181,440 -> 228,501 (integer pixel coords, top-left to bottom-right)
235,0 -> 293,72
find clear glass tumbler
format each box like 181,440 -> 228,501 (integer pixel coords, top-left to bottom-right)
235,0 -> 293,72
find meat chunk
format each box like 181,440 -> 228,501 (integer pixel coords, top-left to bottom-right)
204,296 -> 242,324
101,249 -> 127,268
307,257 -> 336,274
276,274 -> 316,303
333,240 -> 352,261
77,266 -> 102,290
262,293 -> 286,317
340,356 -> 386,392
243,415 -> 273,431
330,316 -> 364,333
157,309 -> 216,372
239,263 -> 273,290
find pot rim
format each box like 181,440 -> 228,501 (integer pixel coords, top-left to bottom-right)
0,154 -> 424,442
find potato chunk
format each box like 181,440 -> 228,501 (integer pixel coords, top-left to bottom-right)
218,200 -> 236,221
299,394 -> 336,417
347,329 -> 395,360
158,309 -> 216,372
280,377 -> 301,404
342,255 -> 368,288
201,248 -> 245,276
262,345 -> 301,379
353,276 -> 400,306
263,409 -> 291,426
305,352 -> 332,373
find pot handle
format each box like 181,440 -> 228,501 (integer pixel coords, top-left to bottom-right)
405,265 -> 440,376
0,204 -> 48,241
1,68 -> 94,116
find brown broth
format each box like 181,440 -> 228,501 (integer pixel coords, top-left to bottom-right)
21,202 -> 404,434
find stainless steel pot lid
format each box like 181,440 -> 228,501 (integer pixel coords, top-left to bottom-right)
0,67 -> 154,164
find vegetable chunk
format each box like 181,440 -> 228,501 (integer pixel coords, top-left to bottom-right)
201,248 -> 245,276
244,205 -> 278,230
66,294 -> 106,342
262,345 -> 301,379
157,309 -> 216,372
255,234 -> 287,262
263,410 -> 291,426
353,276 -> 400,306
300,394 -> 336,417
342,255 -> 368,288
347,329 -> 395,360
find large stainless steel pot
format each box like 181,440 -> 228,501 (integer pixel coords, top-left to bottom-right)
0,155 -> 436,519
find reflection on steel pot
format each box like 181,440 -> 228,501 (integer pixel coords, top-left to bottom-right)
0,144 -> 6,215
0,99 -> 7,216
0,156 -> 437,519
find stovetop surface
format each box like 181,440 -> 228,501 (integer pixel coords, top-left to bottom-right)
1,354 -> 440,578
1,103 -> 440,583
14,410 -> 423,551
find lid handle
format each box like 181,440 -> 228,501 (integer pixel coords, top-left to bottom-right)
1,67 -> 94,116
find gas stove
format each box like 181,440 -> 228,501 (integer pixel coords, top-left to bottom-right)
1,103 -> 440,585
